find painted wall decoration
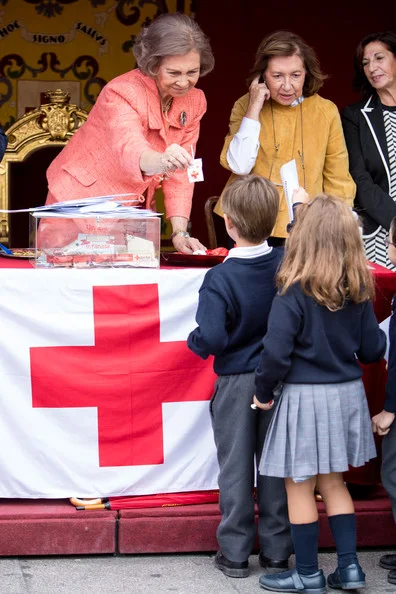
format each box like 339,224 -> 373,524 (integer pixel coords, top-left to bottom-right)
0,0 -> 192,130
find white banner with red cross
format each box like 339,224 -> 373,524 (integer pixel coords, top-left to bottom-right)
0,267 -> 219,498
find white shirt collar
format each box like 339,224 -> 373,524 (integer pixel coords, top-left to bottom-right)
224,240 -> 272,261
290,95 -> 305,107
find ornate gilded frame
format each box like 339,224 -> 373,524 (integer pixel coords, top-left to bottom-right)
0,89 -> 88,243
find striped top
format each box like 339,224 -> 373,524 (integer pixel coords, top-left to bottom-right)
384,105 -> 396,200
364,105 -> 396,270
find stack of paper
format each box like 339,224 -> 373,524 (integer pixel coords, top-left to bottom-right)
0,193 -> 161,218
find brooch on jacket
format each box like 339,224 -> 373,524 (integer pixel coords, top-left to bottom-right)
179,111 -> 187,126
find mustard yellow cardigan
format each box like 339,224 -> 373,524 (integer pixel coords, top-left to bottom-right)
217,93 -> 356,238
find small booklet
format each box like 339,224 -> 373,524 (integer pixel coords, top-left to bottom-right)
187,158 -> 204,183
280,159 -> 299,223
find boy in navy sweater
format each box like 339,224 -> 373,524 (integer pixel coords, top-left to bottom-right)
372,215 -> 396,585
187,174 -> 293,578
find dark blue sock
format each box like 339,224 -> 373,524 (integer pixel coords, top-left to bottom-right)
328,513 -> 358,568
290,521 -> 319,576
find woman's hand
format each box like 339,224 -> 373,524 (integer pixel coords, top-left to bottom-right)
140,144 -> 193,176
170,217 -> 206,254
245,76 -> 271,120
172,233 -> 207,255
372,410 -> 396,436
292,186 -> 310,204
161,144 -> 193,172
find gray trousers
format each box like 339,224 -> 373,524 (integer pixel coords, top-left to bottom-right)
381,418 -> 396,522
210,373 -> 293,562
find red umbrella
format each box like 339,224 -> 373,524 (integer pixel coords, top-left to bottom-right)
70,490 -> 219,510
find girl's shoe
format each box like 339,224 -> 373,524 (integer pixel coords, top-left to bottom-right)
327,563 -> 366,590
259,568 -> 326,593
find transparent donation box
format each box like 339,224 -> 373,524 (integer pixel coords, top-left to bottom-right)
30,212 -> 161,269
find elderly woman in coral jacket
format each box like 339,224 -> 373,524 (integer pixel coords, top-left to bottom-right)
39,13 -> 214,254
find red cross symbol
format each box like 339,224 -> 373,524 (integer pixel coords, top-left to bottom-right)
30,284 -> 215,467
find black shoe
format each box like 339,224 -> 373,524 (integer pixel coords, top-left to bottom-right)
380,553 -> 396,570
259,551 -> 289,574
259,568 -> 326,593
214,550 -> 249,578
388,569 -> 396,585
327,563 -> 366,590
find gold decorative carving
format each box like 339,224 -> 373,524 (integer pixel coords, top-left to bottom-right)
0,89 -> 89,243
44,89 -> 71,104
40,89 -> 81,140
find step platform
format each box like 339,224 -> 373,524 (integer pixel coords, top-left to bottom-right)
0,485 -> 394,556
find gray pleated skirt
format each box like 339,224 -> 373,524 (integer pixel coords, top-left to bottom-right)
258,379 -> 376,480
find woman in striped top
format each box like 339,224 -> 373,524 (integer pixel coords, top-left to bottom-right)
342,30 -> 396,269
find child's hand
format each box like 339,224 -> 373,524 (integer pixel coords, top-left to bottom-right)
252,395 -> 274,410
372,410 -> 395,435
292,187 -> 309,204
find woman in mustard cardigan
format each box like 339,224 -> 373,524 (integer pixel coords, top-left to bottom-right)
218,31 -> 356,244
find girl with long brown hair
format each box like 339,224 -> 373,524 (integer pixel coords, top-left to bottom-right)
253,194 -> 386,593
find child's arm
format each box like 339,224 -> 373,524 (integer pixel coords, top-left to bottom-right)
255,290 -> 302,403
356,301 -> 387,364
187,280 -> 230,359
286,187 -> 310,233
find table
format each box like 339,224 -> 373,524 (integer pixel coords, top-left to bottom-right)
0,259 -> 394,499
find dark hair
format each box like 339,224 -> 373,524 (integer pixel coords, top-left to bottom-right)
247,30 -> 327,96
133,12 -> 214,78
221,175 -> 279,243
390,216 -> 396,242
353,30 -> 396,98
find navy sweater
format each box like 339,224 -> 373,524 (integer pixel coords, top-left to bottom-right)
187,249 -> 283,375
255,282 -> 387,403
0,128 -> 7,162
385,296 -> 396,413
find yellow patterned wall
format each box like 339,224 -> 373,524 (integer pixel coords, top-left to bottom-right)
0,0 -> 191,129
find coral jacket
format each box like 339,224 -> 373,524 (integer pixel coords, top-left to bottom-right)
46,69 -> 207,220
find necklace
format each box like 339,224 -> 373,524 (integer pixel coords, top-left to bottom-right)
269,100 -> 280,182
298,99 -> 306,189
162,97 -> 173,114
269,98 -> 306,189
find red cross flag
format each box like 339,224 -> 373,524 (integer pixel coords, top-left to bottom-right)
0,267 -> 219,498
